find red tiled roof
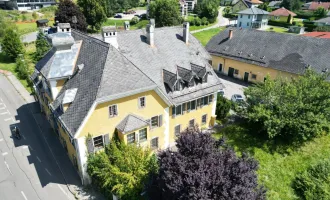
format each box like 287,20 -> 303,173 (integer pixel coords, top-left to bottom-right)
269,7 -> 297,16
245,0 -> 263,4
303,32 -> 330,39
308,2 -> 330,10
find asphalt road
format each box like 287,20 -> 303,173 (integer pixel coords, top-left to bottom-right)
21,32 -> 38,43
0,74 -> 78,200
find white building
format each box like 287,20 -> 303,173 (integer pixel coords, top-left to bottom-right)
237,7 -> 269,30
0,0 -> 55,10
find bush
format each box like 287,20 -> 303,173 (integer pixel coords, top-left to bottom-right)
201,17 -> 208,25
268,20 -> 291,28
293,160 -> 330,199
189,18 -> 195,26
194,17 -> 201,26
303,20 -> 317,32
295,10 -> 315,19
32,12 -> 38,20
314,26 -> 330,32
216,96 -> 232,120
21,14 -> 27,22
15,55 -> 29,80
1,28 -> 24,60
130,16 -> 139,25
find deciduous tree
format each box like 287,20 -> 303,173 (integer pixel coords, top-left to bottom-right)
216,96 -> 232,120
77,0 -> 107,30
239,70 -> 330,142
148,0 -> 182,27
147,127 -> 266,200
314,7 -> 327,18
55,0 -> 88,32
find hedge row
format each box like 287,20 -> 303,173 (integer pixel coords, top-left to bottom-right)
268,20 -> 291,28
303,21 -> 317,32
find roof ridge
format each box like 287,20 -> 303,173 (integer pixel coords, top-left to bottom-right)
72,29 -> 110,48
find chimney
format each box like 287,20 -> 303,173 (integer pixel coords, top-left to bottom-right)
124,21 -> 130,30
146,19 -> 155,47
51,32 -> 75,51
101,26 -> 118,49
229,29 -> 233,39
183,22 -> 189,44
57,23 -> 71,35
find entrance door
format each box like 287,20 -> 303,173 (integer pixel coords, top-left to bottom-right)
228,67 -> 234,77
244,72 -> 249,82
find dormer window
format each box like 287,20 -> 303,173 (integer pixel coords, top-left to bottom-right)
203,74 -> 208,83
189,79 -> 195,87
174,81 -> 181,91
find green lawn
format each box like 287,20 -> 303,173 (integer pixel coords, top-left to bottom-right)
266,26 -> 290,34
213,124 -> 330,200
192,27 -> 224,46
16,22 -> 38,36
103,19 -> 149,30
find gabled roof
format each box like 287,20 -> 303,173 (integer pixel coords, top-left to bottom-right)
237,7 -> 269,15
116,114 -> 149,134
206,28 -> 330,76
269,7 -> 297,17
233,0 -> 248,7
314,16 -> 330,24
308,2 -> 330,10
303,32 -> 330,39
245,0 -> 263,4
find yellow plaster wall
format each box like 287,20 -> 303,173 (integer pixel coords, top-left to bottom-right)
168,102 -> 214,145
270,16 -> 292,23
211,55 -> 298,82
56,79 -> 66,94
58,122 -> 78,169
78,90 -> 168,149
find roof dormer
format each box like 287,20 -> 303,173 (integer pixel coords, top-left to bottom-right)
61,88 -> 78,112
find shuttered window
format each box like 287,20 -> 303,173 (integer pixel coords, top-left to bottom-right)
175,125 -> 181,137
202,114 -> 207,125
151,137 -> 159,149
139,128 -> 147,142
151,115 -> 163,128
127,133 -> 135,144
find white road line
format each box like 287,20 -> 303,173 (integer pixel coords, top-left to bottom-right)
57,185 -> 67,196
36,156 -> 41,163
0,138 -> 3,142
2,152 -> 8,156
0,106 -> 5,110
22,135 -> 26,140
29,145 -> 34,151
45,168 -> 52,176
0,98 -> 2,102
4,117 -> 13,121
0,111 -> 8,115
21,191 -> 28,200
4,161 -> 13,175
6,110 -> 10,115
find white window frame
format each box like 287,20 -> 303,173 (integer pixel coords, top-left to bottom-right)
189,119 -> 195,128
151,115 -> 162,129
175,124 -> 181,137
109,104 -> 118,118
138,96 -> 146,109
138,128 -> 147,142
127,132 -> 136,144
93,135 -> 104,151
150,137 -> 159,149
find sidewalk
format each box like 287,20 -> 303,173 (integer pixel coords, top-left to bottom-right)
1,70 -> 105,200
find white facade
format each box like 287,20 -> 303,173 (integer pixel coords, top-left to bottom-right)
237,14 -> 268,30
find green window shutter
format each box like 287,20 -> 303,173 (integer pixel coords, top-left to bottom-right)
172,107 -> 176,117
103,133 -> 110,146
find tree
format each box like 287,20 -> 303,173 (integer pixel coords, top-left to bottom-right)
55,0 -> 88,32
195,0 -> 219,23
15,55 -> 29,80
239,70 -> 330,142
130,16 -> 139,25
281,0 -> 301,11
314,7 -> 327,18
287,14 -> 292,23
0,10 -> 16,39
77,0 -> 107,30
147,127 -> 266,200
216,96 -> 232,120
148,0 -> 182,27
87,134 -> 158,200
1,28 -> 24,60
35,30 -> 51,61
32,12 -> 38,20
293,160 -> 330,199
258,3 -> 271,12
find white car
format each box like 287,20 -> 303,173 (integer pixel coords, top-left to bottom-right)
231,94 -> 244,103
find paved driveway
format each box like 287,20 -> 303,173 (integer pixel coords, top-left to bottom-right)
217,73 -> 248,100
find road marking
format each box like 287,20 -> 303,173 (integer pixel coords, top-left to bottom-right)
0,105 -> 5,110
0,138 -> 3,142
22,135 -> 26,140
2,152 -> 8,156
6,110 -> 10,115
0,98 -> 2,102
57,185 -> 67,196
0,111 -> 8,115
36,156 -> 41,163
21,191 -> 28,200
4,117 -> 13,121
29,145 -> 34,151
4,161 -> 13,175
45,168 -> 52,176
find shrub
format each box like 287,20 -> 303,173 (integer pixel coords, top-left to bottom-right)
216,96 -> 232,120
15,55 -> 29,80
293,160 -> 330,199
21,14 -> 27,22
189,18 -> 195,26
130,16 -> 139,25
201,17 -> 208,25
32,12 -> 38,20
194,17 -> 201,26
268,20 -> 291,28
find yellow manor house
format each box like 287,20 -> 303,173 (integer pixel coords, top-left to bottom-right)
31,21 -> 223,184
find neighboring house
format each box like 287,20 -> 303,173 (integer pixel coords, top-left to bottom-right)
314,16 -> 330,26
308,2 -> 330,10
205,28 -> 330,83
269,7 -> 296,24
268,1 -> 282,9
179,0 -> 188,17
237,7 -> 269,29
244,0 -> 263,8
31,21 -> 222,184
232,0 -> 249,13
303,32 -> 330,39
0,0 -> 55,10
185,0 -> 197,11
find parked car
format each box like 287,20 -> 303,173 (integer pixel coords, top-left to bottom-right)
231,94 -> 244,103
114,14 -> 123,18
217,89 -> 225,97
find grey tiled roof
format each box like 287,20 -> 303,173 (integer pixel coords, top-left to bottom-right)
314,17 -> 330,24
116,27 -> 222,105
268,1 -> 282,7
237,7 -> 269,15
206,28 -> 330,75
116,114 -> 148,134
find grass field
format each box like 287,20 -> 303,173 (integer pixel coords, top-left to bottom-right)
16,22 -> 38,36
103,19 -> 149,30
266,26 -> 290,34
213,124 -> 330,200
192,27 -> 224,46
